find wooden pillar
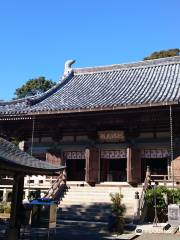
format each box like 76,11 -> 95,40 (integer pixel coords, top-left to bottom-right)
7,174 -> 25,240
127,147 -> 141,185
85,147 -> 100,185
171,156 -> 180,181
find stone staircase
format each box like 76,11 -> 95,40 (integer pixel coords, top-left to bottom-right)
57,184 -> 142,229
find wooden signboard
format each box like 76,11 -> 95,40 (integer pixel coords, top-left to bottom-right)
98,131 -> 125,142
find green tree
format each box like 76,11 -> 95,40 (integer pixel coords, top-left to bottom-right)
144,48 -> 180,60
14,76 -> 56,99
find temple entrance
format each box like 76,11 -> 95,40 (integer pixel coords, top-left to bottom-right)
100,158 -> 127,181
142,158 -> 168,180
141,149 -> 169,181
66,159 -> 85,181
100,149 -> 127,182
64,151 -> 85,181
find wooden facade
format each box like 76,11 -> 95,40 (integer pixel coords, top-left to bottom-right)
1,57 -> 180,185
0,105 -> 180,185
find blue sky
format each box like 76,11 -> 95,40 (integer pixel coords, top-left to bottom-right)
0,0 -> 180,100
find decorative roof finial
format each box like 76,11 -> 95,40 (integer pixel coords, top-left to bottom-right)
63,59 -> 76,79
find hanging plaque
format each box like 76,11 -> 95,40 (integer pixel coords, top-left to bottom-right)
98,131 -> 125,142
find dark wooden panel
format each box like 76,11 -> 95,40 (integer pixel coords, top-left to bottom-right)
85,148 -> 100,184
127,147 -> 141,184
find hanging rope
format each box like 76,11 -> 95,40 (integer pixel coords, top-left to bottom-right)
169,105 -> 175,203
169,105 -> 174,162
28,117 -> 35,199
30,117 -> 35,156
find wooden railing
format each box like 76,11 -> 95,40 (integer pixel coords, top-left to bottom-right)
138,166 -> 151,222
45,170 -> 67,201
151,174 -> 180,187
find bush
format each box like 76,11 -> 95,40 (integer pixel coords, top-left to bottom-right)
145,186 -> 180,222
109,192 -> 126,234
0,202 -> 11,214
28,190 -> 41,201
3,203 -> 11,213
0,204 -> 4,213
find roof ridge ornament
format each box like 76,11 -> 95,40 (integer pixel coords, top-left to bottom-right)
62,59 -> 76,80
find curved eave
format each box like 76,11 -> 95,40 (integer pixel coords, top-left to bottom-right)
0,157 -> 65,176
0,100 -> 179,120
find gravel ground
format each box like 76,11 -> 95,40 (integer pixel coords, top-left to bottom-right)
137,233 -> 180,240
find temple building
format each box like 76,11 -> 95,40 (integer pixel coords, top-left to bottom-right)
0,56 -> 180,186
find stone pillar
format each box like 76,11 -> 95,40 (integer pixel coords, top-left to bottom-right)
3,188 -> 7,202
127,147 -> 141,185
25,189 -> 29,200
133,191 -> 140,223
7,174 -> 25,240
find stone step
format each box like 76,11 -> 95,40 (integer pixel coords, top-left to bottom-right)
58,208 -> 111,215
65,190 -> 142,197
58,208 -> 135,216
63,189 -> 138,195
57,212 -> 110,221
67,186 -> 142,192
62,195 -> 136,201
57,211 -> 135,223
65,188 -> 129,192
60,200 -> 111,204
58,206 -> 135,213
64,191 -> 139,197
59,202 -> 111,207
59,200 -> 136,207
58,205 -> 135,215
95,182 -> 130,187
58,208 -> 135,215
60,201 -> 135,208
58,204 -> 111,210
57,186 -> 141,224
56,219 -> 108,230
60,202 -> 135,210
61,196 -> 111,201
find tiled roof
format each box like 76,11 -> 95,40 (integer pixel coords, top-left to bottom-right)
0,137 -> 65,175
0,56 -> 180,116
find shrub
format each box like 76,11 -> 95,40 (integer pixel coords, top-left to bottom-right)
0,203 -> 4,213
0,202 -> 11,214
28,190 -> 41,201
3,203 -> 11,213
109,192 -> 126,234
145,186 -> 180,222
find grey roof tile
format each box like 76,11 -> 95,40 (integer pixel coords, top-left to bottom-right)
0,138 -> 65,174
0,56 -> 180,115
